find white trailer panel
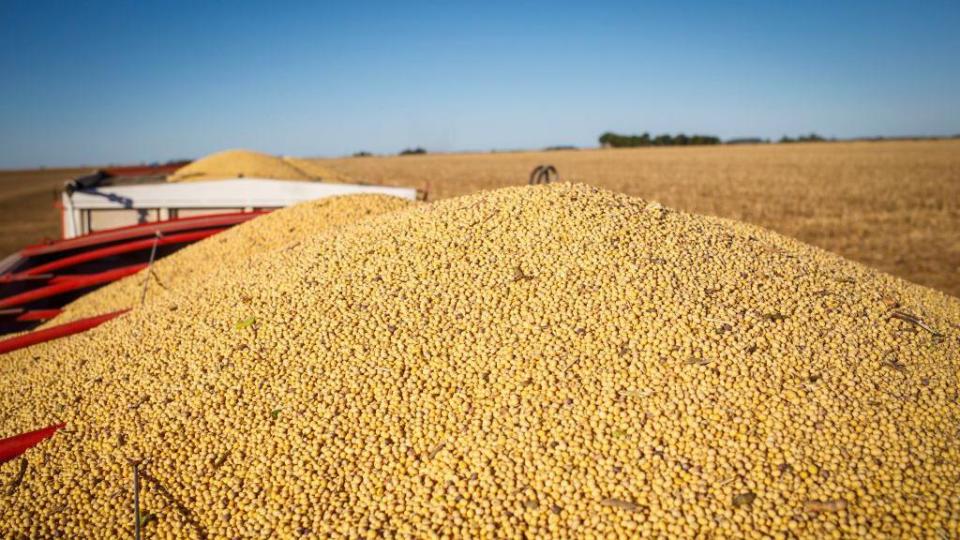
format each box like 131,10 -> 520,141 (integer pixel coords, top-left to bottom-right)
61,179 -> 418,238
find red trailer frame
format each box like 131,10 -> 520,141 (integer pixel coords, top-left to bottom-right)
1,210 -> 268,337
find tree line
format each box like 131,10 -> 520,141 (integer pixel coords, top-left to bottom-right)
600,131 -> 839,148
778,133 -> 825,143
599,132 -> 721,148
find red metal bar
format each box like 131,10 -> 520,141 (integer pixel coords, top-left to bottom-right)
16,309 -> 62,322
0,308 -> 63,321
48,273 -> 117,284
0,310 -> 128,355
15,228 -> 224,277
22,210 -> 268,258
0,274 -> 54,284
0,423 -> 66,464
0,264 -> 146,309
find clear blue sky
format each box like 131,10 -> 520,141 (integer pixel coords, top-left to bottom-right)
1,0 -> 958,168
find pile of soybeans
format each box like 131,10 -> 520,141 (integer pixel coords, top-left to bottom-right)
167,149 -> 348,183
1,184 -> 957,537
41,194 -> 412,327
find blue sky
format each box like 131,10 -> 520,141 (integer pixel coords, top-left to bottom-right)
1,0 -> 958,168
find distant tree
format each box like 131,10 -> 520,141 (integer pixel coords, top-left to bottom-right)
399,147 -> 427,156
600,132 -> 651,147
599,131 -> 718,148
780,133 -> 825,143
725,138 -> 767,145
545,145 -> 578,151
353,151 -> 373,157
690,134 -> 721,145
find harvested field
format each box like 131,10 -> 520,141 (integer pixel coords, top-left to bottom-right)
0,167 -> 90,257
1,184 -> 957,537
317,140 -> 960,298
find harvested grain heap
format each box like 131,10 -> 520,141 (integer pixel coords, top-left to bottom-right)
40,194 -> 412,328
1,184 -> 958,537
167,149 -> 348,182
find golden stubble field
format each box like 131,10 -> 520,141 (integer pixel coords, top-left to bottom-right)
0,168 -> 89,258
318,140 -> 960,298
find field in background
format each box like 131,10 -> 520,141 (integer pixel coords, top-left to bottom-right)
1,141 -> 957,297
318,140 -> 960,297
0,168 -> 89,258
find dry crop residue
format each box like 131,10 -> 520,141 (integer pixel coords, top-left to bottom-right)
39,194 -> 412,327
1,184 -> 957,538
